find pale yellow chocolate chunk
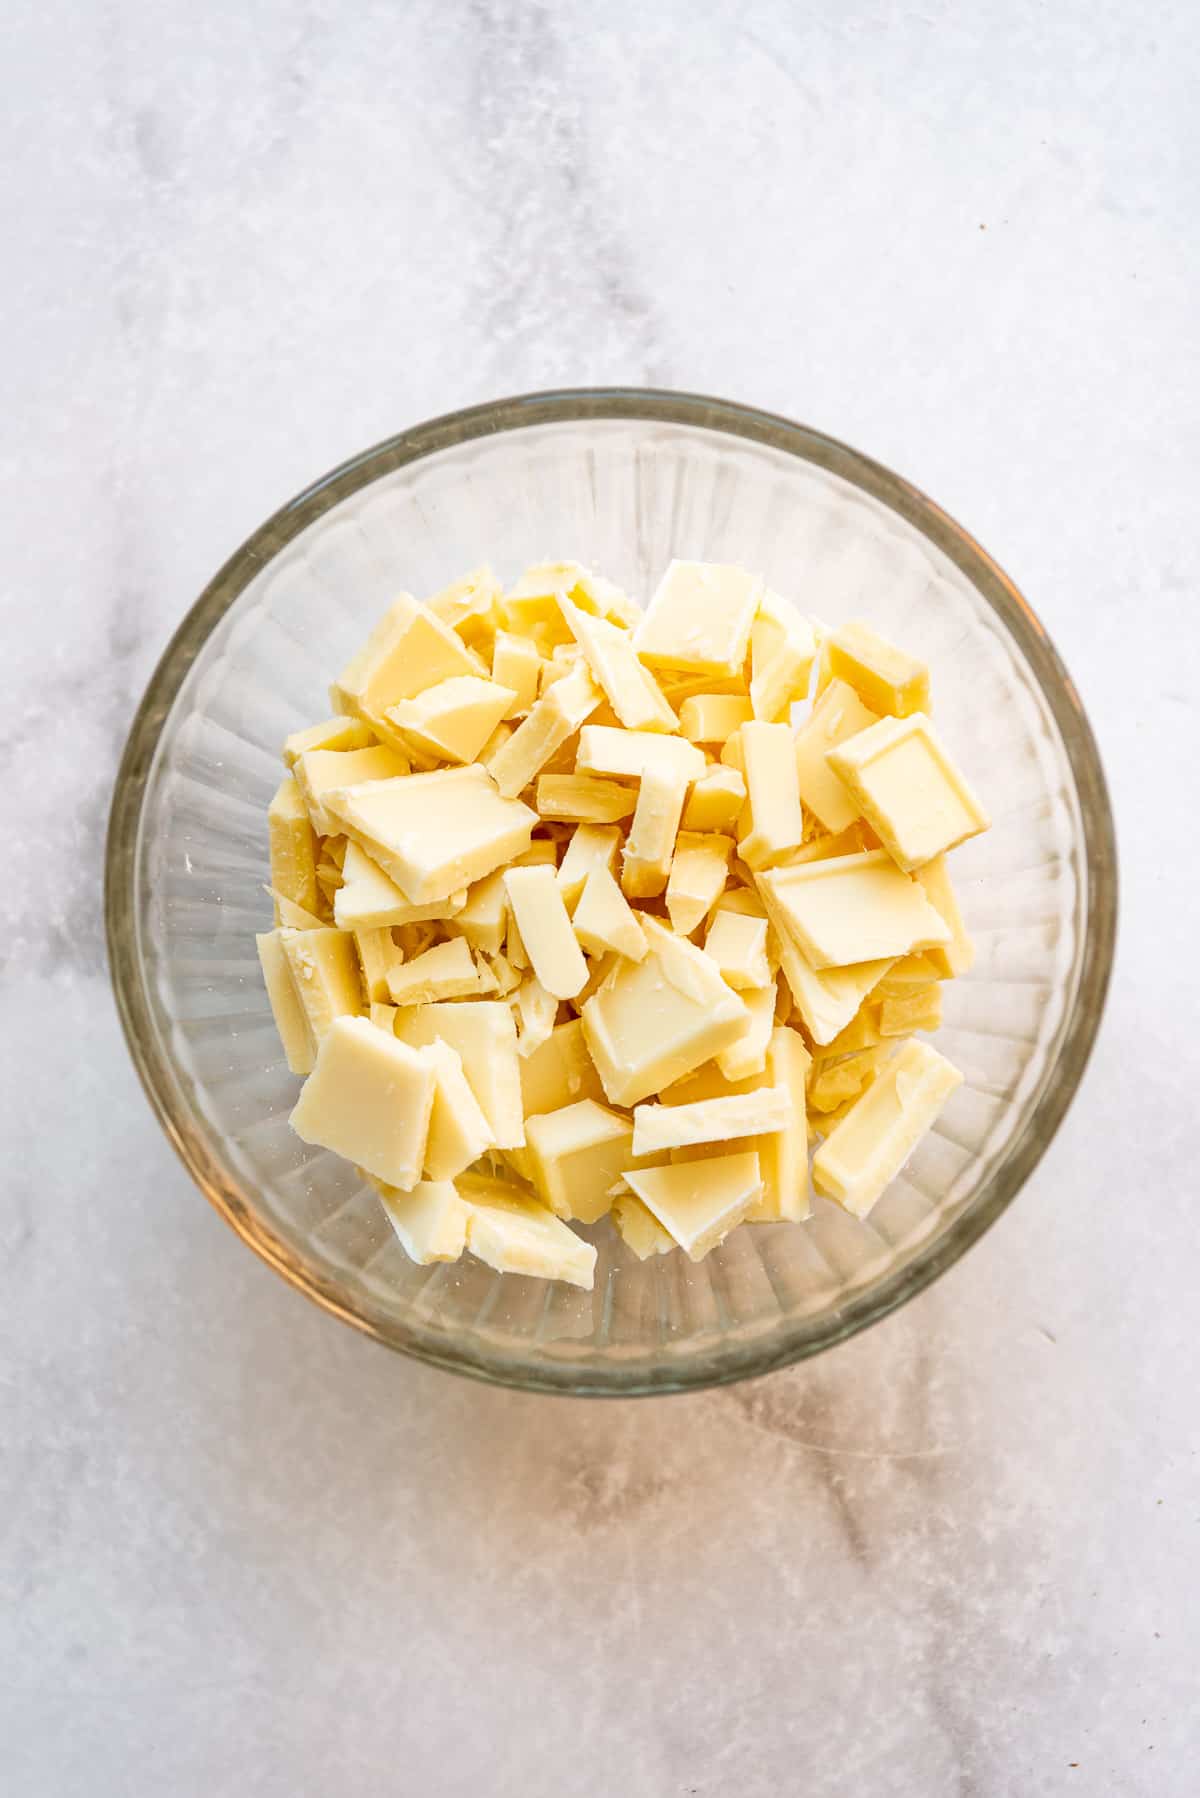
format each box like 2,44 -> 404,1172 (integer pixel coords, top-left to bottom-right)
491,629 -> 544,718
503,864 -> 589,1000
266,886 -> 326,932
611,1192 -> 675,1259
679,693 -> 754,744
572,864 -> 648,962
280,926 -> 362,1044
512,974 -> 559,1057
334,840 -> 467,931
325,764 -> 536,904
454,869 -> 508,956
681,764 -> 746,834
458,1175 -> 596,1289
268,776 -> 320,915
758,874 -> 895,1046
575,724 -> 705,785
704,905 -> 771,991
329,594 -> 420,715
525,1098 -> 633,1223
340,601 -> 487,742
878,984 -> 943,1036
421,1040 -> 495,1181
827,712 -> 989,872
745,1025 -> 812,1221
353,926 -> 404,1003
749,593 -> 816,723
715,984 -> 777,1081
914,854 -> 975,978
387,937 -> 482,1004
535,774 -> 637,823
370,1002 -> 398,1033
556,822 -> 622,911
374,1176 -> 469,1265
486,660 -> 603,798
808,1045 -> 889,1113
817,619 -> 930,718
759,850 -> 951,970
581,915 -> 749,1107
554,591 -> 678,732
257,930 -> 315,1075
290,1016 -> 435,1192
518,1018 -> 605,1118
386,675 -> 517,766
631,1084 -> 792,1156
812,1037 -> 962,1217
293,744 -> 409,837
634,561 -> 762,676
621,765 -> 688,900
665,832 -> 734,936
726,721 -> 804,870
425,566 -> 502,652
282,714 -> 376,766
793,678 -> 881,834
624,1151 -> 763,1260
393,1000 -> 524,1149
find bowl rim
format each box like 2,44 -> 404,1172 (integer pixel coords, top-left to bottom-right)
105,387 -> 1118,1396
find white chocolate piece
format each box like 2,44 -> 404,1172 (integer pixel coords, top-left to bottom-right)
760,849 -> 951,970
808,1046 -> 889,1113
503,864 -> 589,1000
914,854 -> 975,978
745,1026 -> 812,1222
575,724 -> 705,785
386,675 -> 517,765
268,775 -> 319,915
329,594 -> 420,715
266,887 -> 326,932
679,693 -> 754,744
793,678 -> 881,834
818,619 -> 930,718
486,661 -> 603,798
556,822 -> 623,912
535,774 -> 636,823
610,1192 -> 675,1259
715,984 -> 776,1081
827,712 -> 989,872
665,831 -> 734,936
525,1098 -> 633,1222
393,1000 -> 524,1149
257,930 -> 315,1075
455,869 -> 508,956
422,1040 -> 495,1180
353,926 -> 403,1003
812,1038 -> 962,1217
572,864 -> 648,962
290,1016 -> 435,1191
387,937 -> 482,1004
375,1177 -> 468,1265
336,599 -> 485,738
518,1018 -> 606,1118
280,926 -> 362,1044
681,764 -> 746,834
370,1002 -> 398,1033
293,744 -> 409,836
555,592 -> 678,732
624,1151 -> 762,1260
491,629 -> 544,718
704,906 -> 771,991
425,566 -> 501,651
631,1084 -> 792,1156
326,764 -> 536,904
878,985 -> 943,1036
621,765 -> 688,900
282,714 -> 376,766
512,975 -> 558,1058
634,561 -> 762,676
334,841 -> 468,930
727,722 -> 804,870
749,594 -> 816,723
458,1176 -> 597,1289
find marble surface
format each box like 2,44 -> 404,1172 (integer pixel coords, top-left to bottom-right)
2,2 -> 1196,1791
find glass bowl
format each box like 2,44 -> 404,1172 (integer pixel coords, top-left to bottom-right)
105,390 -> 1116,1396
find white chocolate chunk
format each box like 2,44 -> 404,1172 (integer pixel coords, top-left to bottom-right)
610,1192 -> 675,1259
422,1039 -> 495,1180
491,629 -> 544,718
679,693 -> 754,744
503,864 -> 589,1000
759,849 -> 951,970
535,774 -> 637,823
727,721 -> 804,870
715,983 -> 776,1081
393,1001 -> 524,1149
572,864 -> 648,962
555,591 -> 678,731
455,869 -> 508,956
818,619 -> 930,718
665,831 -> 734,936
290,1016 -> 435,1191
634,561 -> 762,676
334,841 -> 467,930
280,926 -> 362,1044
518,1018 -> 606,1118
704,906 -> 771,991
575,723 -> 705,785
793,678 -> 880,834
325,764 -> 536,904
826,712 -> 990,871
681,764 -> 746,834
914,854 -> 975,978
268,775 -> 319,914
812,1038 -> 962,1217
425,566 -> 501,651
745,1026 -> 811,1221
375,1177 -> 469,1264
458,1174 -> 596,1288
265,886 -> 326,931
386,675 -> 517,765
749,595 -> 816,723
526,1098 -> 633,1222
624,1151 -> 763,1260
486,660 -> 603,798
512,975 -> 558,1057
621,765 -> 688,900
387,937 -> 482,1004
353,925 -> 403,1003
293,744 -> 409,836
556,822 -> 622,911
631,1084 -> 792,1156
282,714 -> 376,766
257,930 -> 315,1075
339,600 -> 486,740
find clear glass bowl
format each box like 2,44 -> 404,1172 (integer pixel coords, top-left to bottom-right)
105,390 -> 1116,1395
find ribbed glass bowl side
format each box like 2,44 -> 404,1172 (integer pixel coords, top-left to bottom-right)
107,395 -> 1115,1394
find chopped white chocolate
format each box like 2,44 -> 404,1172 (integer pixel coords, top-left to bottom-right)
334,841 -> 467,931
266,886 -> 326,932
665,832 -> 734,936
458,1175 -> 597,1289
353,925 -> 403,1003
280,926 -> 362,1044
491,629 -> 544,718
812,1038 -> 962,1217
624,1151 -> 763,1260
759,850 -> 951,970
518,1018 -> 606,1118
375,1177 -> 469,1265
621,765 -> 688,900
914,854 -> 975,978
455,869 -> 508,956
827,712 -> 989,871
704,906 -> 771,991
290,1016 -> 435,1191
370,1002 -> 398,1033
526,1098 -> 633,1222
611,1192 -> 675,1259
268,775 -> 320,915
386,675 -> 517,765
422,1039 -> 495,1180
818,619 -> 930,718
425,566 -> 502,652
329,594 -> 420,714
339,600 -> 487,742
727,721 -> 804,870
575,724 -> 705,785
294,744 -> 410,837
326,764 -> 536,904
512,975 -> 558,1057
503,864 -> 589,1000
631,1084 -> 792,1156
679,693 -> 754,744
535,774 -> 637,823
572,864 -> 648,962
715,984 -> 777,1081
555,591 -> 679,732
681,764 -> 746,834
387,936 -> 482,1004
257,930 -> 315,1075
807,1045 -> 888,1113
393,1001 -> 524,1149
556,823 -> 622,911
878,985 -> 943,1036
793,678 -> 881,834
634,561 -> 762,676
486,660 -> 603,798
749,594 -> 816,723
757,873 -> 895,1045
746,1026 -> 811,1221
282,714 -> 376,766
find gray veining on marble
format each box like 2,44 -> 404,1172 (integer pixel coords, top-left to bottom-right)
2,2 -> 1197,1792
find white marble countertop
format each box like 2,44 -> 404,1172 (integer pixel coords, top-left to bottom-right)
3,3 -> 1196,1792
